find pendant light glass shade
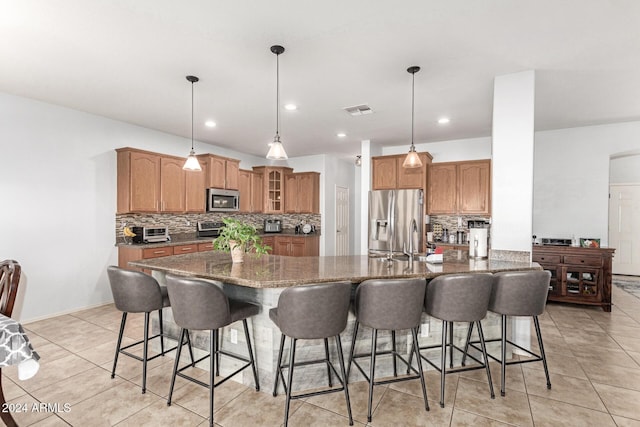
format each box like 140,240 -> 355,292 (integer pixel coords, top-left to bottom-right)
266,45 -> 288,160
266,136 -> 288,160
183,75 -> 202,171
402,146 -> 422,168
403,66 -> 422,169
183,150 -> 201,170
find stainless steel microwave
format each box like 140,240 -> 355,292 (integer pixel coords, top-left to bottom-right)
207,188 -> 239,212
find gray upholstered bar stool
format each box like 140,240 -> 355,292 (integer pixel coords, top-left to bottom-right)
412,273 -> 495,408
462,270 -> 552,396
107,266 -> 189,394
270,282 -> 353,427
347,278 -> 429,423
165,274 -> 260,427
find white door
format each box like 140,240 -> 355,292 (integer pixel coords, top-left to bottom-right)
335,186 -> 350,256
609,184 -> 640,275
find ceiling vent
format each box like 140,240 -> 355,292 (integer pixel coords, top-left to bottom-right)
344,104 -> 373,116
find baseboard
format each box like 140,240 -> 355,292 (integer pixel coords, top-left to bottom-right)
22,301 -> 114,325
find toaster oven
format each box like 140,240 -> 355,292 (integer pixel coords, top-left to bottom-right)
131,226 -> 170,243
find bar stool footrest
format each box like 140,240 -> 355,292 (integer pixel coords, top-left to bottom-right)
466,338 -> 544,365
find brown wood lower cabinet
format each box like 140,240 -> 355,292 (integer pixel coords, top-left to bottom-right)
532,245 -> 615,312
261,235 -> 319,257
119,235 -> 320,272
119,242 -> 211,272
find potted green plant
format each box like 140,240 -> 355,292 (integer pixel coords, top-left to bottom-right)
212,218 -> 271,263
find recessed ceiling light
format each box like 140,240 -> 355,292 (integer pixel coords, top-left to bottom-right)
205,120 -> 217,127
284,104 -> 297,111
337,132 -> 346,138
438,117 -> 450,124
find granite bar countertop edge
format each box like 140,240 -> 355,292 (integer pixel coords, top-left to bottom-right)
129,251 -> 541,289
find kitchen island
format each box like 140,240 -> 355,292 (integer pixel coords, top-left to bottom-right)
130,251 -> 541,391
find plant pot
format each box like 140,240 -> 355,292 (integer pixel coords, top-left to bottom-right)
230,241 -> 245,263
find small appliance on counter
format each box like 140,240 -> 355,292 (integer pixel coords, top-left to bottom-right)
468,220 -> 489,259
263,218 -> 282,233
197,221 -> 225,238
296,223 -> 316,234
131,225 -> 170,244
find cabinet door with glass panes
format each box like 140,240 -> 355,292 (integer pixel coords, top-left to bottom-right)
562,267 -> 600,300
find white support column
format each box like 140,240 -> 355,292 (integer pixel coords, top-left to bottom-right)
491,70 -> 535,255
492,70 -> 536,350
359,140 -> 372,255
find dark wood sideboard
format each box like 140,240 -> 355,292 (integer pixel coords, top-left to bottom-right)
533,245 -> 615,312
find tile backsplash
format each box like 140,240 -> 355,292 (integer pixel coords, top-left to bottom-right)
115,212 -> 321,240
428,214 -> 490,240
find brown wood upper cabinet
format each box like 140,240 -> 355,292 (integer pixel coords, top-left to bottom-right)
428,159 -> 491,215
238,169 -> 263,213
252,166 -> 293,214
197,154 -> 240,190
372,152 -> 432,190
184,168 -> 205,212
285,172 -> 320,213
117,147 -> 189,213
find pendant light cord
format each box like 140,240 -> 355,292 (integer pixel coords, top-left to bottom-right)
276,51 -> 280,137
191,80 -> 195,151
411,70 -> 415,148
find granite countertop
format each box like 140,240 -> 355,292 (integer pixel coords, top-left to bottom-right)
117,229 -> 320,248
129,250 -> 540,289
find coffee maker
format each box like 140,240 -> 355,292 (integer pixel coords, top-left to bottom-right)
468,220 -> 489,259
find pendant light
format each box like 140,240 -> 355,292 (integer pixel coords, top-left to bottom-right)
402,66 -> 422,169
183,75 -> 202,171
266,45 -> 288,160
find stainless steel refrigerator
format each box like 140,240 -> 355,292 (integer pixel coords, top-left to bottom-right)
368,189 -> 423,257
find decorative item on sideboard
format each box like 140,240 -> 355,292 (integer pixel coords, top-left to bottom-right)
580,238 -> 601,248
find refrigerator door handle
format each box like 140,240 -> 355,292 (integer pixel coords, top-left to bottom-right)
389,190 -> 395,253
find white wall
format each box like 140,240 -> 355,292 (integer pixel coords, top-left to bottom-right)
610,153 -> 640,184
534,122 -> 640,246
0,92 -> 264,321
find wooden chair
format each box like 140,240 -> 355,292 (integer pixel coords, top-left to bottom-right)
0,259 -> 22,427
0,259 -> 20,317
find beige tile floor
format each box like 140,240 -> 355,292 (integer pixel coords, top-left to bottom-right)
4,276 -> 640,426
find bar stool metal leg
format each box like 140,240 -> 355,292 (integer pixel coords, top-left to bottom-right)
273,334 -> 286,396
476,321 -> 495,399
185,330 -> 195,367
411,327 -> 430,411
391,330 -> 398,376
440,320 -> 447,407
534,316 -> 552,390
284,337 -> 297,427
209,329 -> 216,427
324,338 -> 333,387
142,312 -> 150,394
159,309 -> 165,355
335,335 -> 354,425
111,312 -> 127,379
500,315 -> 507,396
215,329 -> 220,377
449,321 -> 454,369
167,328 -> 186,405
367,329 -> 378,423
346,321 -> 359,382
243,319 -> 260,391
